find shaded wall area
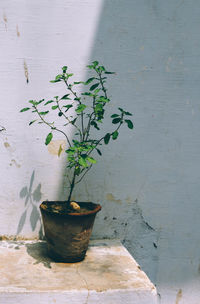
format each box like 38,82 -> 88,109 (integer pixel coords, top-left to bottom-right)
72,1 -> 200,303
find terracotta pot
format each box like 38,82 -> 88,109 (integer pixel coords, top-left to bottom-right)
40,201 -> 101,262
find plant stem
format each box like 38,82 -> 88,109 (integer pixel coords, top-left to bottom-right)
67,170 -> 76,203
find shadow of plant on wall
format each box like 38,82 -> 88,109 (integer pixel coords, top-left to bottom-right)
17,170 -> 43,239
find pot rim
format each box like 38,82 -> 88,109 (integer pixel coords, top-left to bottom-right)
40,201 -> 101,217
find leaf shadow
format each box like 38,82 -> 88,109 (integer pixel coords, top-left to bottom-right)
17,170 -> 43,239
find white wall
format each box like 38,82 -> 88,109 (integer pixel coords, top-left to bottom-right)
1,1 -> 200,303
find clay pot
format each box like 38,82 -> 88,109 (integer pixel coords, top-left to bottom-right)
40,201 -> 101,262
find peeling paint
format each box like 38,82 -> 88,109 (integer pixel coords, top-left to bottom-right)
16,25 -> 20,37
3,13 -> 7,30
47,140 -> 66,156
175,289 -> 182,304
23,60 -> 29,83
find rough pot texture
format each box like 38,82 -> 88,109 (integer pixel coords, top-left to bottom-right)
40,201 -> 101,262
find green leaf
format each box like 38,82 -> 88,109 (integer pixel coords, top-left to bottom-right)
91,121 -> 100,130
99,66 -> 105,71
87,65 -> 94,69
90,83 -> 99,91
97,96 -> 110,103
81,92 -> 93,96
63,104 -> 73,109
52,105 -> 58,110
118,107 -> 124,113
124,111 -> 133,116
112,118 -> 121,124
20,107 -> 30,112
112,130 -> 119,140
96,148 -> 102,156
125,119 -> 134,129
50,79 -> 61,83
44,100 -> 54,105
66,73 -> 73,78
45,132 -> 53,145
29,120 -> 37,126
105,71 -> 115,74
62,66 -> 68,73
55,74 -> 63,80
39,111 -> 49,115
58,112 -> 63,116
78,156 -> 88,168
111,114 -> 119,118
74,97 -> 81,101
104,133 -> 110,144
76,104 -> 86,113
87,156 -> 97,164
92,61 -> 99,67
84,77 -> 95,85
28,100 -> 37,105
94,88 -> 101,94
74,81 -> 84,85
61,94 -> 70,100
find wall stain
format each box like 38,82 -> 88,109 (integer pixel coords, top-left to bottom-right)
23,60 -> 29,83
106,193 -> 122,204
48,140 -> 66,156
4,142 -> 10,148
175,289 -> 182,304
125,196 -> 132,203
10,159 -> 21,168
4,141 -> 14,153
16,25 -> 20,37
0,235 -> 38,241
3,13 -> 7,30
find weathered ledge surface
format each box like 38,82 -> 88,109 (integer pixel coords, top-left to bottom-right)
0,239 -> 158,304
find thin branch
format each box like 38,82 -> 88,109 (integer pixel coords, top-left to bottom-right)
63,79 -> 85,139
56,99 -> 82,141
98,71 -> 108,99
85,95 -> 96,141
75,165 -> 92,184
34,106 -> 72,147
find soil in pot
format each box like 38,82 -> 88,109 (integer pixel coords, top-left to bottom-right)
40,201 -> 101,263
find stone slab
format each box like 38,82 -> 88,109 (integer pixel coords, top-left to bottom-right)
0,239 -> 158,303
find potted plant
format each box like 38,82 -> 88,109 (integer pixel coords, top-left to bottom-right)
20,61 -> 133,262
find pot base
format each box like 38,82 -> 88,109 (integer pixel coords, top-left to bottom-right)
48,248 -> 86,263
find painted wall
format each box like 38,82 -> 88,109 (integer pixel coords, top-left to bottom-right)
1,1 -> 200,303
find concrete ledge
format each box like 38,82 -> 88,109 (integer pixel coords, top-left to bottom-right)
0,239 -> 158,303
